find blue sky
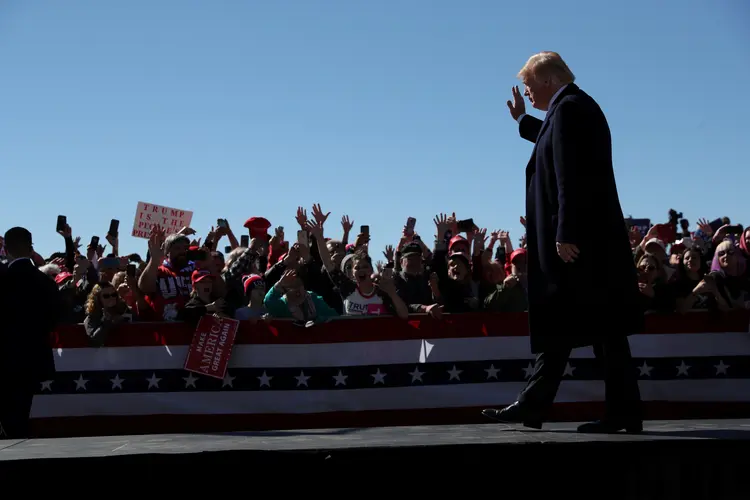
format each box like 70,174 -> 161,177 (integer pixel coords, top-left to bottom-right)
1,0 -> 748,259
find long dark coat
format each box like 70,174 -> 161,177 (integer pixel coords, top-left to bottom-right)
0,258 -> 61,383
520,83 -> 643,354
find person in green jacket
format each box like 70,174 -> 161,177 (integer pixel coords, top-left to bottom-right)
264,269 -> 339,326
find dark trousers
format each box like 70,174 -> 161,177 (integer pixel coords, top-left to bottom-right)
518,335 -> 642,421
0,377 -> 36,439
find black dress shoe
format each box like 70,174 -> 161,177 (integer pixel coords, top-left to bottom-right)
481,402 -> 543,430
576,419 -> 643,434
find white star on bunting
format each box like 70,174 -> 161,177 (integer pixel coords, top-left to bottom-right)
222,372 -> 236,388
295,371 -> 311,387
676,360 -> 691,377
333,370 -> 348,386
447,365 -> 463,381
371,368 -> 387,385
257,371 -> 273,388
74,374 -> 89,391
408,367 -> 424,383
110,374 -> 125,390
638,361 -> 653,377
40,380 -> 53,392
714,360 -> 730,376
523,362 -> 535,379
484,364 -> 500,380
183,373 -> 198,388
146,373 -> 161,389
563,363 -> 576,377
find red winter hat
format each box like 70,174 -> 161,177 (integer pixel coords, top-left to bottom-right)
243,217 -> 272,240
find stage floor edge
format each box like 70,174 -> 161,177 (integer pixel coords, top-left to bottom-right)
2,419 -> 750,497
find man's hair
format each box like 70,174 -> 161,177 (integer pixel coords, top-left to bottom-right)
518,51 -> 575,86
164,233 -> 190,253
3,226 -> 33,257
351,247 -> 372,267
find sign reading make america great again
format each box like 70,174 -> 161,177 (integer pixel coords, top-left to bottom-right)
183,315 -> 240,380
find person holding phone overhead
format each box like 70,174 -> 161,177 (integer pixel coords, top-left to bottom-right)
482,52 -> 643,434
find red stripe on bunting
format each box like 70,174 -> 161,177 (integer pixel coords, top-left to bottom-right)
29,401 -> 750,439
49,311 -> 750,349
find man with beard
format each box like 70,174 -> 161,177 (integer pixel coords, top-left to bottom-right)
482,52 -> 643,433
138,226 -> 196,321
394,242 -> 443,319
0,227 -> 62,438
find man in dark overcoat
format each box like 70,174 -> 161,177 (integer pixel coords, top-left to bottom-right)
482,52 -> 644,433
0,227 -> 62,439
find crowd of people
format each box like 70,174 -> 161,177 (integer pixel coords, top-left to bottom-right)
1,204 -> 749,346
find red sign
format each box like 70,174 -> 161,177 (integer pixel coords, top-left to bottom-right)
183,315 -> 239,380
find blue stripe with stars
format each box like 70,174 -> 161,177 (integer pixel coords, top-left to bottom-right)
36,356 -> 745,395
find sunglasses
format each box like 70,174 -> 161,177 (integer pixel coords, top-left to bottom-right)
101,293 -> 117,299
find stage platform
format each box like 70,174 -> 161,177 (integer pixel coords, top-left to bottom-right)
2,419 -> 750,497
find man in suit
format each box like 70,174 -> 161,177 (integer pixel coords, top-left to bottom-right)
482,52 -> 643,433
0,227 -> 62,439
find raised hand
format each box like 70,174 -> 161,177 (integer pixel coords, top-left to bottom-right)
305,219 -> 324,238
378,267 -> 397,294
473,228 -> 488,252
697,218 -> 713,236
57,223 -> 72,239
148,225 -> 166,258
341,215 -> 354,233
295,207 -> 308,229
433,213 -> 450,240
216,220 -> 230,237
311,203 -> 330,226
279,269 -> 298,288
383,245 -> 394,262
507,85 -> 526,121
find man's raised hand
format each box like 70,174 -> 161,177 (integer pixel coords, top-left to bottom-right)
507,85 -> 526,121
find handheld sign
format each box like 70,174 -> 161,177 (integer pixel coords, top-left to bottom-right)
183,315 -> 239,380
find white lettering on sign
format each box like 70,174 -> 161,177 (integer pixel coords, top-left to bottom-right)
131,202 -> 194,239
199,322 -> 225,375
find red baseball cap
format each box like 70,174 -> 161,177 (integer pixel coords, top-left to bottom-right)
191,269 -> 213,284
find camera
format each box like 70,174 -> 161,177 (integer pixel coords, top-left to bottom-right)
668,209 -> 683,224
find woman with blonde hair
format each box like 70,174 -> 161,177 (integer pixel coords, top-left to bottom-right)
693,240 -> 747,311
83,281 -> 134,347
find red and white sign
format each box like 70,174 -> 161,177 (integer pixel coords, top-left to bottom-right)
131,201 -> 194,239
183,316 -> 239,380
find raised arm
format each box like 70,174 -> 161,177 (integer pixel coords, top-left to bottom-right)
519,115 -> 543,143
307,220 -> 334,272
